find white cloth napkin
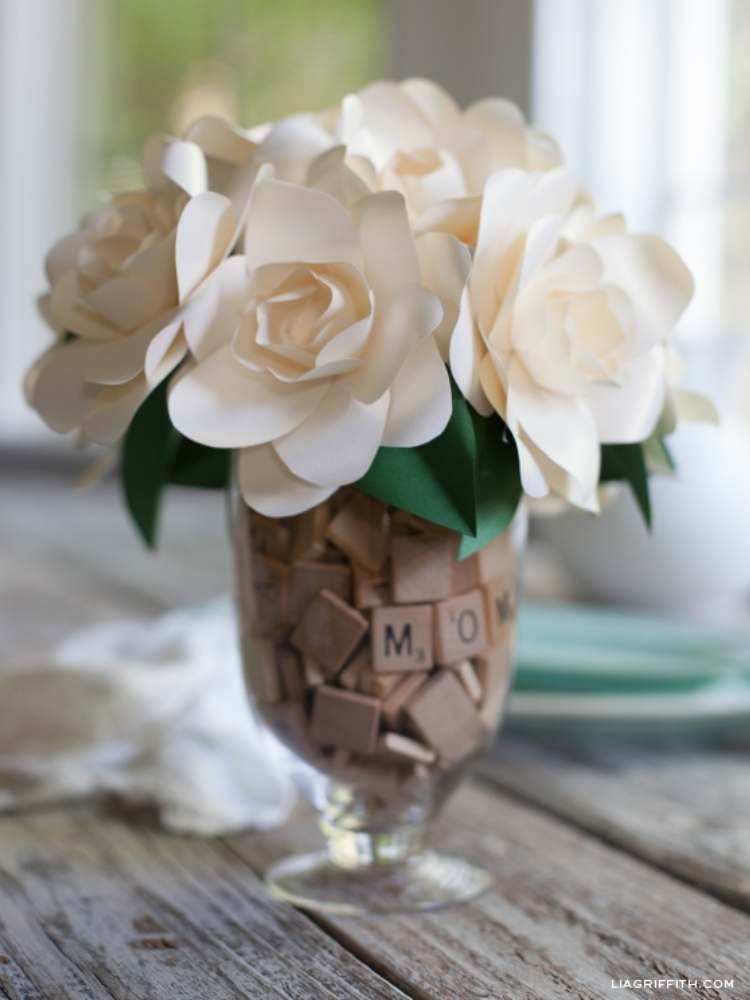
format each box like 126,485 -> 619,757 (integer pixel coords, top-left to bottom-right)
0,599 -> 297,834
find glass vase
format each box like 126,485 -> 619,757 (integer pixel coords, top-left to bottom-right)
230,480 -> 524,914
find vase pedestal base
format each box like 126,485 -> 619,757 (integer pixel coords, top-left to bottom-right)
266,844 -> 493,915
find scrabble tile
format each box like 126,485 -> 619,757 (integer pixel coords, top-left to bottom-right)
325,493 -> 390,572
290,589 -> 368,676
277,646 -> 305,700
452,553 -> 480,594
381,673 -> 427,728
391,511 -> 448,536
251,513 -> 291,560
358,668 -> 402,700
476,648 -> 513,729
320,545 -> 348,564
477,530 -> 515,584
390,510 -> 427,535
390,532 -> 455,603
309,686 -> 381,754
303,655 -> 325,687
353,563 -> 390,610
244,639 -> 283,703
337,644 -> 369,689
434,588 -> 490,665
453,659 -> 482,704
288,560 -> 352,621
483,573 -> 516,646
378,732 -> 436,765
261,701 -> 323,762
371,605 -> 433,672
404,670 -> 483,763
290,503 -> 329,562
328,747 -> 352,769
329,486 -> 354,514
249,555 -> 289,636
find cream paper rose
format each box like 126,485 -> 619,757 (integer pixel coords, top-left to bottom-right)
449,167 -> 695,510
25,117 -> 258,444
337,78 -> 560,223
167,152 -> 452,517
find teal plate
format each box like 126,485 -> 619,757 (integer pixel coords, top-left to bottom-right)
505,602 -> 750,742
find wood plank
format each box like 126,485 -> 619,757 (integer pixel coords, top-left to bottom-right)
0,477 -> 229,618
0,807 -> 409,1000
0,890 -> 112,1000
480,738 -> 750,914
228,781 -> 750,1000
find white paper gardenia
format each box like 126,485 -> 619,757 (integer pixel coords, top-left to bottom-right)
167,153 -> 452,516
338,78 -> 560,223
449,168 -> 695,510
25,118 -> 258,444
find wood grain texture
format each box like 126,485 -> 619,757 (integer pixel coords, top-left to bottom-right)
229,781 -> 750,1000
0,807 -> 408,1000
481,739 -> 750,915
5,471 -> 750,998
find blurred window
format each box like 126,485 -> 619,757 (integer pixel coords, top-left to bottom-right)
0,0 -> 384,443
534,0 -> 747,343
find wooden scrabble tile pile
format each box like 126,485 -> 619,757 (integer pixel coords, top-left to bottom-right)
236,491 -> 516,782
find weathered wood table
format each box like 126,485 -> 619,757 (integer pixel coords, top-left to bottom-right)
2,466 -> 750,999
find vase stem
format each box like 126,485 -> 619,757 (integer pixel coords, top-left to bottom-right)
321,821 -> 426,869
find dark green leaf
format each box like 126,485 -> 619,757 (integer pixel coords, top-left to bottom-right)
459,411 -> 522,559
169,438 -> 231,489
600,443 -> 652,528
121,381 -> 180,548
656,436 -> 676,472
357,386 -> 477,535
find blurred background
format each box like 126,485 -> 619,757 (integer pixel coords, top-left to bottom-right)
2,0 -> 750,633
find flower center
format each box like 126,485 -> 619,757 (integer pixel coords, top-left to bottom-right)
391,147 -> 443,178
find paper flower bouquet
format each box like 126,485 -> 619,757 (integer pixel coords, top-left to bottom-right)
26,79 -> 710,912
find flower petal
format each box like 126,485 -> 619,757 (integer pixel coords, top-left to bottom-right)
274,385 -> 389,487
81,376 -> 151,445
401,78 -> 460,129
415,196 -> 481,246
184,115 -> 256,166
449,285 -> 493,416
349,283 -> 442,404
315,308 -> 374,366
594,234 -> 694,351
506,356 -> 599,490
584,346 -> 667,443
352,191 -> 420,298
517,426 -> 600,512
338,83 -> 433,168
416,231 -> 471,357
244,178 -> 362,272
382,336 -> 452,447
24,340 -> 92,433
160,139 -> 209,195
48,271 -> 119,340
259,113 -> 334,184
176,192 -> 236,301
239,443 -> 335,517
307,145 -> 371,207
85,275 -> 168,332
167,346 -> 327,448
182,256 -> 248,361
144,323 -> 187,385
83,317 -> 174,385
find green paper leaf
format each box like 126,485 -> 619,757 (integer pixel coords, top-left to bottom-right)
357,386 -> 478,535
121,380 -> 180,548
600,443 -> 652,528
169,438 -> 231,489
458,412 -> 522,559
